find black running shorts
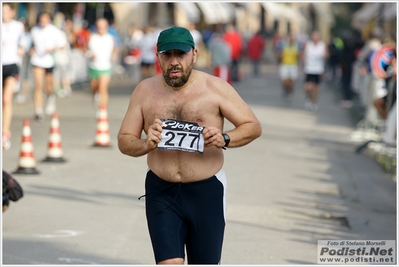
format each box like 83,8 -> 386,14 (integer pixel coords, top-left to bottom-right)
2,64 -> 19,82
32,65 -> 54,74
144,169 -> 227,264
305,73 -> 322,84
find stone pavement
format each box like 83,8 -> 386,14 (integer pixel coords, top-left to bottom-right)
2,62 -> 397,265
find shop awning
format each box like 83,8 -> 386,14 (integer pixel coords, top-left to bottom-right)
196,2 -> 234,24
352,2 -> 397,28
176,2 -> 200,23
279,4 -> 307,24
240,2 -> 260,17
261,2 -> 284,20
310,2 -> 334,25
383,3 -> 397,20
261,2 -> 307,26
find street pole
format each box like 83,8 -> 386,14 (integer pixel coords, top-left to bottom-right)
377,3 -> 384,31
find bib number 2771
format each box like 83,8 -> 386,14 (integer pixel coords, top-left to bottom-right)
158,119 -> 205,154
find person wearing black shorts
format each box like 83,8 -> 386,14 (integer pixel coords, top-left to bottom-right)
118,26 -> 262,264
144,169 -> 227,264
136,26 -> 157,79
30,12 -> 65,121
2,3 -> 25,150
302,31 -> 328,111
3,64 -> 19,80
305,73 -> 321,85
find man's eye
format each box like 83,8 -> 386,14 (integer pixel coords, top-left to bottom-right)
161,51 -> 188,58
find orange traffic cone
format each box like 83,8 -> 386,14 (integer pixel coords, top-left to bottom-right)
93,104 -> 111,147
42,112 -> 66,162
13,119 -> 40,174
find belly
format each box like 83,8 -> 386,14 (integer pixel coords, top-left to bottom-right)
147,147 -> 224,183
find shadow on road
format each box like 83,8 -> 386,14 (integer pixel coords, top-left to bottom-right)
3,238 -> 138,264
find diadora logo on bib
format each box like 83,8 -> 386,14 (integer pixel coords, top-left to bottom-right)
162,119 -> 204,133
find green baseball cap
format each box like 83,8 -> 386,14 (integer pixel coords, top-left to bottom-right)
157,26 -> 195,54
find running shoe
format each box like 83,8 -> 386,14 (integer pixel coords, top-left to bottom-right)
35,112 -> 45,122
63,86 -> 72,96
2,131 -> 11,150
93,92 -> 100,107
304,101 -> 312,110
338,100 -> 353,109
311,104 -> 319,111
45,94 -> 56,115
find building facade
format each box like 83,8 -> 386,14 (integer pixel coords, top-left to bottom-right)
11,2 -> 335,42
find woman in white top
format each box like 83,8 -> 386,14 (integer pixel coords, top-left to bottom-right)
2,3 -> 25,150
30,12 -> 65,121
87,18 -> 117,111
302,31 -> 329,111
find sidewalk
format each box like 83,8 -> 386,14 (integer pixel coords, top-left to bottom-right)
326,76 -> 397,178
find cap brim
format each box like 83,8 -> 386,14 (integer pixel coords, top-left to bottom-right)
158,43 -> 192,54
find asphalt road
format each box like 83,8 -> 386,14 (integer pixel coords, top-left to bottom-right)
2,62 -> 396,265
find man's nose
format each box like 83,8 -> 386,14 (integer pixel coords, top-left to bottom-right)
170,54 -> 180,65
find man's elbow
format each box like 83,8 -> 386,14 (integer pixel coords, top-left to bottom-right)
253,123 -> 262,139
118,142 -> 138,157
246,121 -> 262,142
117,136 -> 145,158
117,139 -> 128,155
117,135 -> 130,155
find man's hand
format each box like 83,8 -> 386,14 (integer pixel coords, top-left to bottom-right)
17,46 -> 25,57
147,118 -> 163,151
359,66 -> 367,76
203,126 -> 224,148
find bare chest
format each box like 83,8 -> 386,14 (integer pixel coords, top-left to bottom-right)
142,90 -> 221,130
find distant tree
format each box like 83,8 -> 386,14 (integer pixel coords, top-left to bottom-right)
330,3 -> 363,35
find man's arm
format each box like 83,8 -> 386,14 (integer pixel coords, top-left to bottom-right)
111,36 -> 118,63
300,42 -> 306,62
206,78 -> 262,149
117,84 -> 162,157
324,43 -> 329,60
276,42 -> 283,64
17,23 -> 25,58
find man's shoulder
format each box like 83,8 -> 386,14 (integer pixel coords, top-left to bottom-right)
193,70 -> 231,89
193,69 -> 214,80
30,25 -> 39,33
47,24 -> 59,31
135,74 -> 163,90
11,19 -> 24,28
8,20 -> 24,34
103,33 -> 115,43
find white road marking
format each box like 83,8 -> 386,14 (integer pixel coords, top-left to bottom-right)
33,230 -> 84,238
58,258 -> 97,264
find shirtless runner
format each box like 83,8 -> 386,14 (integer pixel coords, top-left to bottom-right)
118,26 -> 262,265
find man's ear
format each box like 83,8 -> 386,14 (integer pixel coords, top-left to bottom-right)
192,49 -> 198,64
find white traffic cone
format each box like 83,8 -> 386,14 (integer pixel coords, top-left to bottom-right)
93,104 -> 111,147
42,112 -> 66,162
13,119 -> 40,174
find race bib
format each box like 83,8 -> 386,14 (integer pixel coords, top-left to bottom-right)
158,119 -> 205,154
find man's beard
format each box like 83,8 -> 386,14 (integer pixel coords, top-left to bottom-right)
163,65 -> 193,87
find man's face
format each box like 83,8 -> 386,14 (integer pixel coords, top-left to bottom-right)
39,13 -> 51,28
2,5 -> 15,23
311,32 -> 320,42
158,49 -> 197,87
288,34 -> 295,43
96,19 -> 108,35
